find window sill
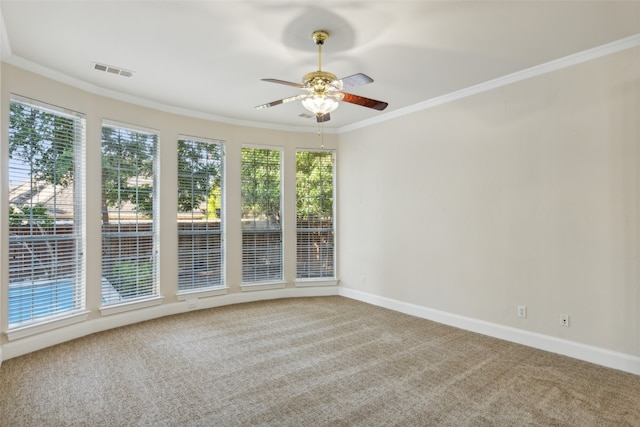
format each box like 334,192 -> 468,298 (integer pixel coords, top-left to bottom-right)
295,279 -> 339,287
240,281 -> 287,292
6,310 -> 90,341
100,296 -> 164,316
177,287 -> 229,300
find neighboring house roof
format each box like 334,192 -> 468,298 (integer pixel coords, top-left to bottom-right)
9,180 -> 216,221
9,180 -> 75,219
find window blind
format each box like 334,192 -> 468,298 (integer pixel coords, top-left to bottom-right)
241,146 -> 282,283
8,96 -> 86,327
296,150 -> 335,279
101,122 -> 158,305
177,136 -> 224,291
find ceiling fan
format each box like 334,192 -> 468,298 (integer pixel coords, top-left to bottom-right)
255,30 -> 388,123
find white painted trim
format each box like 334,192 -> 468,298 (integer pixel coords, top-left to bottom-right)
102,119 -> 160,136
0,287 -> 338,362
338,33 -> 640,134
4,29 -> 637,137
295,279 -> 339,287
177,134 -> 225,145
240,281 -> 287,292
10,93 -> 85,119
206,284 -> 338,306
339,287 -> 640,376
5,311 -> 90,341
99,296 -> 164,316
241,143 -> 285,152
176,287 -> 229,300
1,55 -> 331,135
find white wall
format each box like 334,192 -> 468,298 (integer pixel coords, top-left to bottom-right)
0,64 -> 339,360
2,46 -> 640,374
338,47 -> 640,371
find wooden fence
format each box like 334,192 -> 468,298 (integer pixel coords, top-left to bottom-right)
9,218 -> 334,283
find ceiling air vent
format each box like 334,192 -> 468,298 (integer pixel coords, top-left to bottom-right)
92,62 -> 134,78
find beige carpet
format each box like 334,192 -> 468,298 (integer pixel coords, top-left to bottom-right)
1,296 -> 639,426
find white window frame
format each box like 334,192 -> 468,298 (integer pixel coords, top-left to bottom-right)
176,135 -> 226,296
100,120 -> 160,310
240,145 -> 284,290
295,149 -> 337,284
6,94 -> 87,334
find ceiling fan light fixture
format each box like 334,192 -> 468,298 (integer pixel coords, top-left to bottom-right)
302,94 -> 340,117
255,28 -> 388,122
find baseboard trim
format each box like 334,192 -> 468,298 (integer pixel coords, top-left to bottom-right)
0,286 -> 339,363
339,287 -> 640,376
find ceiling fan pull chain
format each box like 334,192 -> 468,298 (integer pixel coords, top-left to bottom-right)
318,122 -> 324,149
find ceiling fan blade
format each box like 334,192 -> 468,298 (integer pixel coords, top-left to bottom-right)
337,73 -> 374,90
255,94 -> 307,110
261,78 -> 305,89
341,93 -> 388,111
317,113 -> 331,123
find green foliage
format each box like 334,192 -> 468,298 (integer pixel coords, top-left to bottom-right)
9,103 -> 74,227
207,186 -> 222,219
9,103 -> 76,188
9,205 -> 22,226
241,148 -> 281,219
9,203 -> 55,227
109,261 -> 153,299
177,139 -> 222,215
101,126 -> 156,221
296,151 -> 333,219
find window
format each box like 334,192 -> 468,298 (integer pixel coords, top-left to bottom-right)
296,150 -> 335,279
101,122 -> 158,305
241,146 -> 282,283
177,137 -> 224,291
8,96 -> 86,327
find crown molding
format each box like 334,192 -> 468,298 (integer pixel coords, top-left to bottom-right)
0,5 -> 11,60
2,31 -> 638,136
1,55 -> 336,135
338,33 -> 640,134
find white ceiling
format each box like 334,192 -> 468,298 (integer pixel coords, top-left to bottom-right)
1,1 -> 639,131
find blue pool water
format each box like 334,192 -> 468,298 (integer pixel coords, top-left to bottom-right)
8,279 -> 75,325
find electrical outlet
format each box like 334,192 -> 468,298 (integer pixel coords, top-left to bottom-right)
560,314 -> 570,327
361,275 -> 366,285
517,305 -> 527,318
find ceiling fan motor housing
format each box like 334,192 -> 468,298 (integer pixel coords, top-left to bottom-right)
303,71 -> 339,92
